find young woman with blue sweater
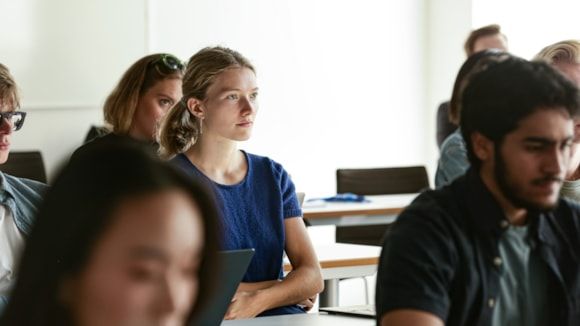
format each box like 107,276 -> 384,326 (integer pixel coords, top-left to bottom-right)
158,46 -> 323,319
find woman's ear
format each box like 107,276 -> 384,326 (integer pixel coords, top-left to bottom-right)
187,98 -> 204,119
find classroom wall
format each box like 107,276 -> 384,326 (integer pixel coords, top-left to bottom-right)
1,0 -> 147,178
151,0 -> 431,196
1,0 -> 473,193
472,0 -> 580,59
424,0 -> 472,175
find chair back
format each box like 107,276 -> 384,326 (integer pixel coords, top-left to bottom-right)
1,151 -> 47,183
335,166 -> 429,246
336,166 -> 429,195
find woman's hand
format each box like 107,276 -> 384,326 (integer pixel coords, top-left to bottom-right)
297,294 -> 317,311
224,291 -> 264,320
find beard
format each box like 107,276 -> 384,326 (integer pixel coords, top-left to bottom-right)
494,145 -> 561,212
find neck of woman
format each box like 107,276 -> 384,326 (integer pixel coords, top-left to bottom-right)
185,136 -> 246,184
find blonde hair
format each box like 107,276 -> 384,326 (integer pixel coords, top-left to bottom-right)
103,53 -> 183,134
534,40 -> 580,65
158,46 -> 255,158
0,63 -> 20,111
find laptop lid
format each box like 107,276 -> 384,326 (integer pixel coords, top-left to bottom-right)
296,192 -> 305,207
319,304 -> 376,319
191,249 -> 255,325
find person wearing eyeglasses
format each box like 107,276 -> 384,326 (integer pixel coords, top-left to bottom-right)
72,53 -> 184,158
0,63 -> 47,311
158,46 -> 323,319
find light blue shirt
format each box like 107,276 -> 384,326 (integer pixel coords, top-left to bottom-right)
0,171 -> 46,310
435,129 -> 469,188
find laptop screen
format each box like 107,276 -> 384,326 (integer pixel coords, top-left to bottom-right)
191,249 -> 255,325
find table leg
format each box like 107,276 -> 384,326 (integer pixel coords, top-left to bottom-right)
319,279 -> 339,307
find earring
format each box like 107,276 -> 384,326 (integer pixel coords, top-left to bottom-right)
198,118 -> 203,135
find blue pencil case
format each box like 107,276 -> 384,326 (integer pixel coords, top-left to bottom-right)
309,193 -> 367,203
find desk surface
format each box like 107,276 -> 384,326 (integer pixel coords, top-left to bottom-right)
221,313 -> 374,326
302,193 -> 417,220
284,242 -> 381,281
284,243 -> 381,272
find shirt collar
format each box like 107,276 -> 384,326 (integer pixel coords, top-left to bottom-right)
460,168 -> 508,236
461,168 -> 549,238
0,171 -> 15,200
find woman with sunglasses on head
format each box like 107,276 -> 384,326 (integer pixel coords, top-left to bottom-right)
1,138 -> 220,325
159,46 -> 323,319
73,53 -> 184,158
0,63 -> 47,312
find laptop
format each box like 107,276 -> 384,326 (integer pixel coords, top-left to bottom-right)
296,192 -> 305,207
191,249 -> 255,325
319,304 -> 376,319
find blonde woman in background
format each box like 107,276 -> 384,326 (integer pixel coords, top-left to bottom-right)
73,53 -> 184,157
535,40 -> 580,201
159,46 -> 323,319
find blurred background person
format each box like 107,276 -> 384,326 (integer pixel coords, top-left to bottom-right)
75,53 -> 184,155
535,40 -> 580,201
436,24 -> 508,148
435,50 -> 512,188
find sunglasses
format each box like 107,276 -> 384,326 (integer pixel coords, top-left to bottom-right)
150,54 -> 184,74
0,111 -> 26,131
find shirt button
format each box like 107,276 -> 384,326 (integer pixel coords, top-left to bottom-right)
493,256 -> 502,267
488,298 -> 495,308
500,220 -> 509,229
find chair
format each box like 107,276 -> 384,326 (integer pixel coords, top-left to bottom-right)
335,166 -> 429,246
336,166 -> 429,196
436,101 -> 458,149
84,125 -> 109,143
1,151 -> 47,183
334,166 -> 430,305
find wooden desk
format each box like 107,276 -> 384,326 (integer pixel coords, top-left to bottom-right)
284,243 -> 381,307
302,193 -> 417,221
221,312 -> 374,326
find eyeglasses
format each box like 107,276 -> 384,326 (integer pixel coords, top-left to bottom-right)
0,111 -> 26,131
150,54 -> 184,74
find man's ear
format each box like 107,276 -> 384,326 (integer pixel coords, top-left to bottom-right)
472,131 -> 494,162
187,98 -> 204,119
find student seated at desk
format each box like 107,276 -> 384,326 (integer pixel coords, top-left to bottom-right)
435,50 -> 512,188
73,53 -> 184,157
0,63 -> 47,311
159,46 -> 323,319
376,58 -> 580,325
1,139 -> 220,325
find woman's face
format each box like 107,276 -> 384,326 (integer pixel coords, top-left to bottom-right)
130,77 -> 182,141
69,189 -> 204,326
555,63 -> 580,179
200,67 -> 258,141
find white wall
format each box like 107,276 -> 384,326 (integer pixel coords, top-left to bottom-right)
472,0 -> 580,60
151,0 -> 428,196
424,0 -> 472,175
0,0 -> 147,179
0,0 -> 479,192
